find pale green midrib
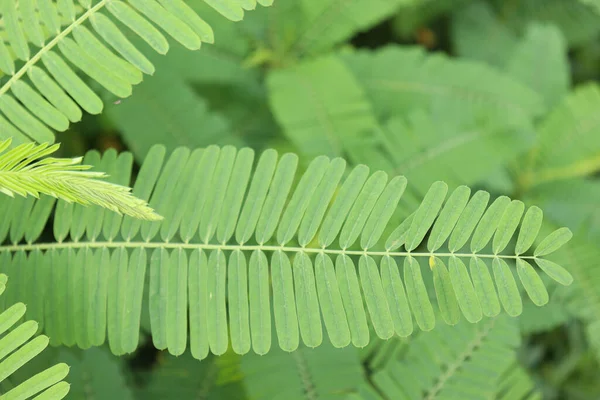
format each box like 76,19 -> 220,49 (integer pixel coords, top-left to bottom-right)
0,0 -> 109,97
0,241 -> 537,260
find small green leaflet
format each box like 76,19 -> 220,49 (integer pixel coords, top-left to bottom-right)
516,259 -> 549,306
534,227 -> 573,257
405,181 -> 448,251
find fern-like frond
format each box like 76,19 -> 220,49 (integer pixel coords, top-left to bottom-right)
0,145 -> 573,357
135,352 -> 243,399
340,46 -> 545,122
239,341 -> 367,399
368,316 -> 520,399
0,138 -> 160,220
494,361 -> 542,400
0,0 -> 273,145
268,49 -> 544,158
519,83 -> 600,189
0,274 -> 70,399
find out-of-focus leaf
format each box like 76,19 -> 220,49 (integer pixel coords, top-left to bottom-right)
520,83 -> 600,187
452,1 -> 517,68
506,22 -> 570,108
341,46 -> 545,124
267,55 -> 379,157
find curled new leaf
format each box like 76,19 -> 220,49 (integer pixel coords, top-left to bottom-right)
0,138 -> 161,220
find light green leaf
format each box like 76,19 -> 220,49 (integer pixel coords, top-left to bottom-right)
336,255 -> 369,348
315,253 -> 350,348
339,171 -> 388,249
470,196 -> 511,253
516,259 -> 549,306
277,156 -> 330,245
298,158 -> 346,246
428,185 -> 471,252
380,256 -> 413,337
515,206 -> 543,255
385,213 -> 414,251
319,164 -> 370,247
228,250 -> 251,354
271,250 -> 299,352
534,227 -> 573,257
535,258 -> 573,286
406,181 -> 448,251
255,153 -> 298,244
294,252 -> 323,348
359,255 -> 394,339
249,250 -> 271,355
493,200 -> 525,254
492,258 -> 522,317
448,256 -> 482,323
469,257 -> 500,317
431,257 -> 461,325
361,175 -> 407,250
404,257 -> 435,331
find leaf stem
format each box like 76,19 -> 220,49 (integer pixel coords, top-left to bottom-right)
0,0 -> 109,97
0,241 -> 537,260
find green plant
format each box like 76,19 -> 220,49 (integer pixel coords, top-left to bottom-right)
0,274 -> 69,399
2,0 -> 600,399
0,143 -> 574,357
0,138 -> 159,220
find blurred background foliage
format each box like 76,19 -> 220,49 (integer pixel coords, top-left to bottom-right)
5,0 -> 600,398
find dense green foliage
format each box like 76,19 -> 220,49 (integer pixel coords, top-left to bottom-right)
1,0 -> 600,399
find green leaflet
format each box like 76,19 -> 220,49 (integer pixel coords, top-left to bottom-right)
315,253 -> 350,348
188,249 -> 209,360
249,250 -> 271,355
229,250 -> 251,354
255,153 -> 298,244
207,250 -> 228,355
516,259 -> 549,306
470,257 -> 501,317
404,257 -> 435,331
336,255 -> 370,348
359,255 -> 394,339
534,227 -> 573,257
515,206 -> 543,255
493,200 -> 525,254
448,190 -> 490,252
298,158 -> 346,246
428,185 -> 471,252
492,258 -> 522,317
360,176 -> 407,250
380,256 -> 413,337
385,213 -> 414,251
277,156 -> 330,245
236,149 -> 278,244
339,171 -> 388,249
320,165 -> 370,247
293,252 -> 323,348
471,196 -> 511,253
448,256 -> 482,323
406,181 -> 448,251
271,250 -> 299,352
535,258 -> 574,286
431,257 -> 461,325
